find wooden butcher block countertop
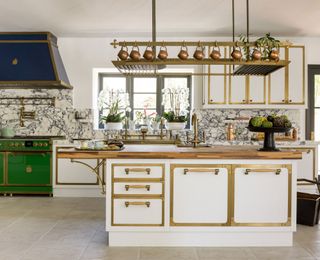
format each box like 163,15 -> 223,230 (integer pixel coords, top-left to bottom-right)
57,145 -> 302,160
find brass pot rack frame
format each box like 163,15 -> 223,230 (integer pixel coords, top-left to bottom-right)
110,0 -> 292,76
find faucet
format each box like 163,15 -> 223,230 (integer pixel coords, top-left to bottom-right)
191,113 -> 200,148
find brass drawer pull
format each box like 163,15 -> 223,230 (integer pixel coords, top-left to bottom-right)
184,168 -> 219,175
125,201 -> 150,208
244,168 -> 281,175
124,168 -> 151,175
125,185 -> 151,191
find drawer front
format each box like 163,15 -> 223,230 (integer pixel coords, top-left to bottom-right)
112,198 -> 163,226
112,164 -> 164,179
114,182 -> 163,195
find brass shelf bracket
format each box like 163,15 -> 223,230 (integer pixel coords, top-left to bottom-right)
70,159 -> 106,194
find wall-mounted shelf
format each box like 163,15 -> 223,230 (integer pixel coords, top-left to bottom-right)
0,97 -> 55,106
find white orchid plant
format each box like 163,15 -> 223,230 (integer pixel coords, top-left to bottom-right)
162,84 -> 189,122
98,88 -> 131,123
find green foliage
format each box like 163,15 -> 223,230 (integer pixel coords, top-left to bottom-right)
101,99 -> 125,123
239,34 -> 250,60
255,33 -> 280,59
163,111 -> 188,122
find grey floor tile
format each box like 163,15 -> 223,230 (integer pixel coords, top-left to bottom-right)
140,247 -> 197,260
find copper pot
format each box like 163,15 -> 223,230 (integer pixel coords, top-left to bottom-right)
252,48 -> 262,61
143,46 -> 154,61
269,49 -> 280,61
117,46 -> 129,61
231,46 -> 242,61
178,45 -> 189,60
193,46 -> 205,60
210,46 -> 221,60
158,46 -> 168,60
130,46 -> 141,61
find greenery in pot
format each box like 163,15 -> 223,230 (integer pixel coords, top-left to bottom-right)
255,33 -> 281,59
100,99 -> 125,123
98,88 -> 130,125
161,83 -> 190,123
163,111 -> 188,123
238,33 -> 280,60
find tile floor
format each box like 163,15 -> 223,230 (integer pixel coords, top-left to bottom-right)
0,197 -> 319,260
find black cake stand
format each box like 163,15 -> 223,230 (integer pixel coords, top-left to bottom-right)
247,126 -> 292,151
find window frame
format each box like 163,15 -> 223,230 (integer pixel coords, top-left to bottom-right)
97,73 -> 192,129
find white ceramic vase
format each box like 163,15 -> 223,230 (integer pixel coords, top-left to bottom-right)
165,122 -> 186,130
105,122 -> 123,130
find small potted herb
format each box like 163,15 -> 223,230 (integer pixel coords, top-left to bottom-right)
150,114 -> 162,130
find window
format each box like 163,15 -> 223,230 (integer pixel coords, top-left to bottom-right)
97,73 -> 192,129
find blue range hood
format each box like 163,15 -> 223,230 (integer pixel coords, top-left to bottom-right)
0,32 -> 72,89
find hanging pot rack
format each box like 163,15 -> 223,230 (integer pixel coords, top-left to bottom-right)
110,0 -> 291,76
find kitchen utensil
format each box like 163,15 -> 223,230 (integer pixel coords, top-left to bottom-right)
158,45 -> 168,60
210,44 -> 221,60
178,44 -> 189,60
252,48 -> 262,61
193,44 -> 205,60
269,49 -> 280,61
1,127 -> 15,138
117,45 -> 129,60
130,45 -> 141,61
143,44 -> 154,61
231,46 -> 242,61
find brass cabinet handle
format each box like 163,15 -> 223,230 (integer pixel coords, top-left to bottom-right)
125,184 -> 151,191
184,168 -> 219,175
125,201 -> 150,208
242,99 -> 246,103
244,168 -> 281,175
289,99 -> 292,103
124,168 -> 151,175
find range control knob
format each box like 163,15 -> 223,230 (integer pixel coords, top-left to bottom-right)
43,143 -> 48,147
14,143 -> 20,147
34,143 -> 38,147
38,143 -> 43,147
9,142 -> 14,147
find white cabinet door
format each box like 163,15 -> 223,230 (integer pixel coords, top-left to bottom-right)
234,165 -> 290,224
57,158 -> 99,184
229,74 -> 247,104
248,76 -> 266,104
268,47 -> 287,104
171,165 -> 229,225
288,46 -> 305,104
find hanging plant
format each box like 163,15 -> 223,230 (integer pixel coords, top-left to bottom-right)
255,33 -> 281,59
239,34 -> 250,60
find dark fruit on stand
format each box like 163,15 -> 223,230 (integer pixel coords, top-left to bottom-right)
248,114 -> 292,128
267,115 -> 275,122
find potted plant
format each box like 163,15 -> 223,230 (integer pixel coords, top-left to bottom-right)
150,114 -> 162,130
163,111 -> 187,130
255,33 -> 281,60
162,85 -> 190,130
98,89 -> 130,130
101,99 -> 125,130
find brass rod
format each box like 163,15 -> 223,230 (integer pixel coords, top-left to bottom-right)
111,41 -> 292,48
232,0 -> 235,45
152,0 -> 156,58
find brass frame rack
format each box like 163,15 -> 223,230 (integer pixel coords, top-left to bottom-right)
0,97 -> 56,106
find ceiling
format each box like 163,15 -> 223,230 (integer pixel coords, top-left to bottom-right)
0,0 -> 319,38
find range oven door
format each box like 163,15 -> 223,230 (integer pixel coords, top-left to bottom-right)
7,152 -> 51,185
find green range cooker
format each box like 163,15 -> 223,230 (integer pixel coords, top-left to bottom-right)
0,136 -> 54,195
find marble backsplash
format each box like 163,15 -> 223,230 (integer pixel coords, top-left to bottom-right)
0,89 -> 301,144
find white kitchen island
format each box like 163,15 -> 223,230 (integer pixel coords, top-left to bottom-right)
57,145 -> 302,247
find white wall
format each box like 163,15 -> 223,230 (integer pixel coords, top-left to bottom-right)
59,36 -> 320,113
